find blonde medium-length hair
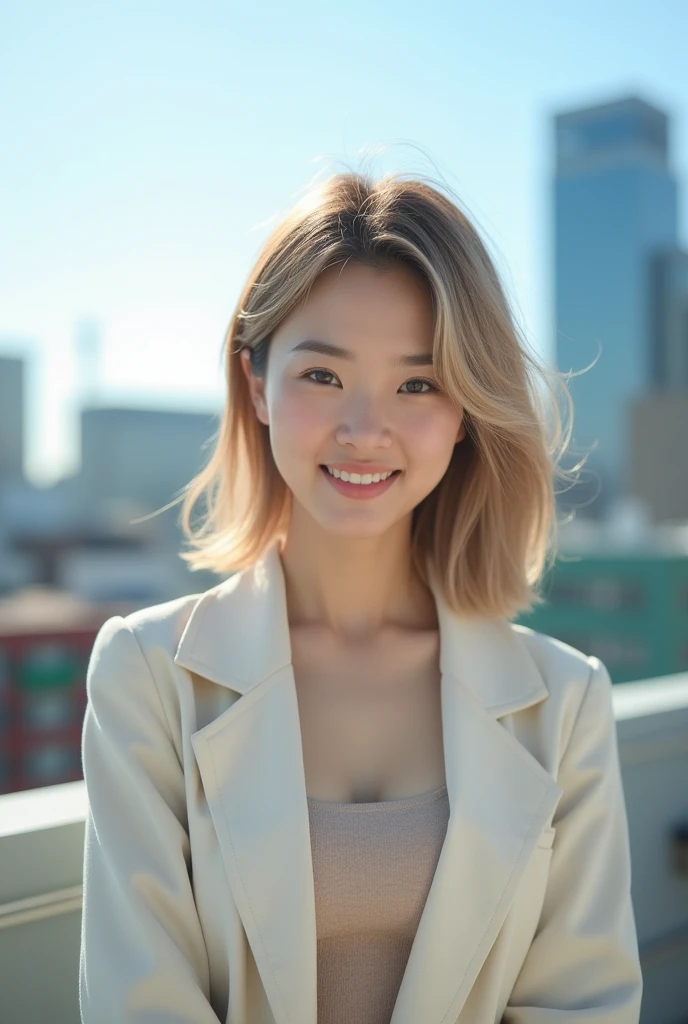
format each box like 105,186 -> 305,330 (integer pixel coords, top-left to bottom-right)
171,169 -> 586,620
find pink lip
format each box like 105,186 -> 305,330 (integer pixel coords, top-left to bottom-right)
320,465 -> 401,500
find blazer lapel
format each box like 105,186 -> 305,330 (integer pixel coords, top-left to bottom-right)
176,541 -> 563,1024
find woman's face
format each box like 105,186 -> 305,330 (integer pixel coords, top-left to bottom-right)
240,260 -> 465,539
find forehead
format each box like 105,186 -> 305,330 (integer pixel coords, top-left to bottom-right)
272,260 -> 435,350
307,260 -> 431,306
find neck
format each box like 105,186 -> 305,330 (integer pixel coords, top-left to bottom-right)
278,513 -> 436,644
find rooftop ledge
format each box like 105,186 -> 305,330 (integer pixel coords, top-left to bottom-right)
2,671 -> 688,840
0,779 -> 88,841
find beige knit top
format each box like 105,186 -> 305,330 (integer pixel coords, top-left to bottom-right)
306,783 -> 450,1024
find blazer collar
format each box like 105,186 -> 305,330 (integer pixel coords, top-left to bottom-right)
175,540 -> 563,1024
175,538 -> 550,717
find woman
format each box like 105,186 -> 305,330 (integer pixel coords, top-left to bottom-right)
78,171 -> 643,1023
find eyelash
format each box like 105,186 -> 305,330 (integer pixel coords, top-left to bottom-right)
300,368 -> 440,394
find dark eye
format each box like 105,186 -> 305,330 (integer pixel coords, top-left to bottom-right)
304,369 -> 337,385
399,378 -> 439,394
302,370 -> 439,394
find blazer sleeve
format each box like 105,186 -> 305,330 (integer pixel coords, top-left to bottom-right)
502,656 -> 643,1023
79,615 -> 221,1024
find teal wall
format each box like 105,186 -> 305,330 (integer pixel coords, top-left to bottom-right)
514,552 -> 688,684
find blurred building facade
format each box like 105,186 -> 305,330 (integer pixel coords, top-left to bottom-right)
0,351 -> 227,795
515,504 -> 688,684
629,391 -> 688,523
0,593 -> 122,794
0,354 -> 25,480
553,95 -> 687,518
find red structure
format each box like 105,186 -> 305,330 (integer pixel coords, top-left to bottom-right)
0,587 -> 133,794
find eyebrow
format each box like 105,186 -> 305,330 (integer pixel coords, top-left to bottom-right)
290,339 -> 434,367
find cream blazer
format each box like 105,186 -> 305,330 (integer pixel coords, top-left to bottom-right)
78,541 -> 643,1024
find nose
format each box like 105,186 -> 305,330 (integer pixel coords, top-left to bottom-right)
335,394 -> 392,449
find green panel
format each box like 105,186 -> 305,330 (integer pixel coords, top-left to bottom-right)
18,644 -> 81,691
514,552 -> 688,684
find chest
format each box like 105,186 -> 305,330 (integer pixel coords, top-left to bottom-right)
289,628 -> 446,803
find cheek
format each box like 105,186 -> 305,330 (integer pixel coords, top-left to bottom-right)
405,406 -> 461,463
271,389 -> 327,451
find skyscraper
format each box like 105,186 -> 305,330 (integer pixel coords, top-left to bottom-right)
553,95 -> 678,516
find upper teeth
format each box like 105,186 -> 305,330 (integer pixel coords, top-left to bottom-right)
325,467 -> 395,484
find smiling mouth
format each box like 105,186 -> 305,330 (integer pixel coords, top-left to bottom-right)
318,466 -> 404,501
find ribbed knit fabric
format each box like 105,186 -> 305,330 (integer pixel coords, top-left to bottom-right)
306,784 -> 450,1024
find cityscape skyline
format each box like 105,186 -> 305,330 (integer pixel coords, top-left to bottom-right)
1,2 -> 686,488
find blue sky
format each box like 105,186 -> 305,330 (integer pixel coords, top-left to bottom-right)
1,0 -> 686,487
